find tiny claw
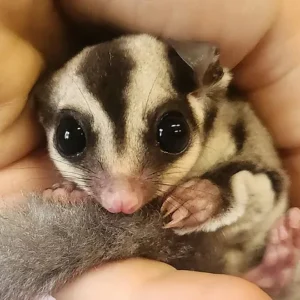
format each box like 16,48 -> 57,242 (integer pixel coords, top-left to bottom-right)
162,209 -> 173,219
163,211 -> 189,229
171,206 -> 190,222
163,219 -> 185,229
161,198 -> 180,217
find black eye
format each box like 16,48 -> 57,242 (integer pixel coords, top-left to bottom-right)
156,111 -> 190,154
56,115 -> 87,157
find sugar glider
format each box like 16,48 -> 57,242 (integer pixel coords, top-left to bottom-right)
0,34 -> 299,300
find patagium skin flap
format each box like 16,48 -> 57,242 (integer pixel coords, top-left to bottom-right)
0,33 -> 293,300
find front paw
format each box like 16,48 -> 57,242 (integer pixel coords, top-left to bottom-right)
243,208 -> 300,296
43,181 -> 88,204
161,178 -> 221,234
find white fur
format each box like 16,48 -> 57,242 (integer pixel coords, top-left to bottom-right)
202,171 -> 276,232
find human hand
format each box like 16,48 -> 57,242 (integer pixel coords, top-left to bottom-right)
54,259 -> 271,300
0,0 -> 71,201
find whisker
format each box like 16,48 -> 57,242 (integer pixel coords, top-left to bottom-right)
70,74 -> 93,117
142,72 -> 160,120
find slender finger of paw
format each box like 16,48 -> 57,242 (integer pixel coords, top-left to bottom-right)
263,244 -> 279,266
62,183 -> 76,192
277,244 -> 291,264
171,206 -> 190,223
285,208 -> 300,248
256,276 -> 277,289
270,217 -> 287,244
180,211 -> 212,227
294,231 -> 300,249
278,224 -> 290,242
71,190 -> 87,202
269,226 -> 280,244
243,263 -> 269,283
161,197 -> 181,217
287,207 -> 300,229
182,198 -> 209,214
163,218 -> 185,229
42,189 -> 53,201
279,268 -> 294,289
51,183 -> 61,190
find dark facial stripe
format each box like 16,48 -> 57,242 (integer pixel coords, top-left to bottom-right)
32,75 -> 58,130
77,40 -> 135,148
231,119 -> 247,152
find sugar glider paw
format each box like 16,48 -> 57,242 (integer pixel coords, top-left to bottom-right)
43,181 -> 87,204
243,207 -> 300,296
161,178 -> 221,234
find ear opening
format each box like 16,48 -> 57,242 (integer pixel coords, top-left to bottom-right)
167,46 -> 199,95
167,39 -> 225,88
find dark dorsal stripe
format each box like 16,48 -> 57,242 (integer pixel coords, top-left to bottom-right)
77,40 -> 135,148
231,118 -> 247,152
203,103 -> 218,141
265,170 -> 284,198
226,84 -> 247,102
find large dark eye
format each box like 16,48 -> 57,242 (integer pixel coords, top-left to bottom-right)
156,111 -> 190,154
56,115 -> 86,157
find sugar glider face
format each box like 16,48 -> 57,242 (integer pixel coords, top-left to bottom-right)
34,34 -> 222,214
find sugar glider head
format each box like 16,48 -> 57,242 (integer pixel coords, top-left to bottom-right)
33,34 -> 231,214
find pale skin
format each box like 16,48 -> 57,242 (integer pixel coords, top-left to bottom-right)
0,0 -> 299,299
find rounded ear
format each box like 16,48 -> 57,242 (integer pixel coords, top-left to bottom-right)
167,40 -> 224,87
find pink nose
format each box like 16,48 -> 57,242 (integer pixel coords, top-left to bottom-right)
98,179 -> 145,214
102,191 -> 140,214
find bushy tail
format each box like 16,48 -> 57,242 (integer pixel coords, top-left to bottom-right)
0,195 -> 190,300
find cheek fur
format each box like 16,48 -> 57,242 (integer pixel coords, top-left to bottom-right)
158,134 -> 202,193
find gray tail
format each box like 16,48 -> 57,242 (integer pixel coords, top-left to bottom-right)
0,195 -> 191,300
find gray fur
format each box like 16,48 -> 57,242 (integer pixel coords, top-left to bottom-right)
0,195 -> 230,300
